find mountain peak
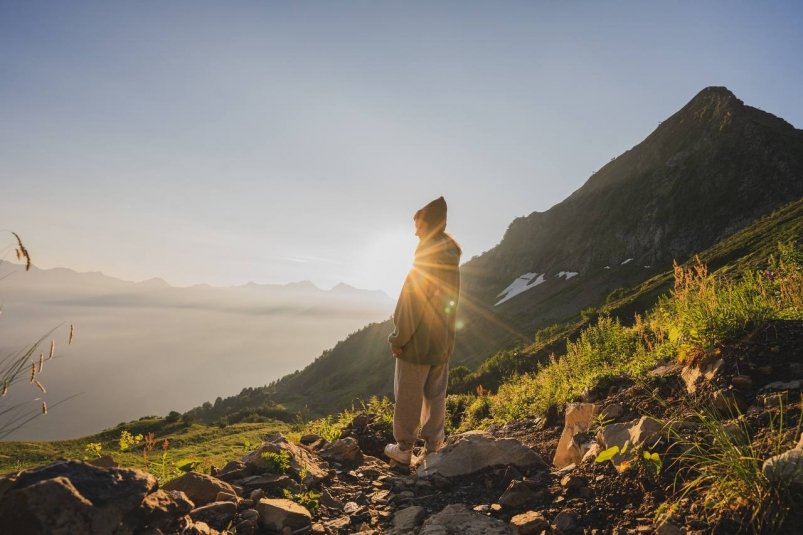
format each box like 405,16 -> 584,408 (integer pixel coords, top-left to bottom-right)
680,85 -> 744,122
330,282 -> 357,292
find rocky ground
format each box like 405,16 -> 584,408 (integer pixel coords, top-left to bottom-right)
1,321 -> 801,534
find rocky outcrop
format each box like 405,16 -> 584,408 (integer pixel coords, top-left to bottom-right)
417,432 -> 546,478
242,432 -> 330,487
0,460 -> 182,535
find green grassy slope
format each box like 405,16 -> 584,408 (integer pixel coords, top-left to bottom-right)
0,417 -> 289,477
449,196 -> 803,393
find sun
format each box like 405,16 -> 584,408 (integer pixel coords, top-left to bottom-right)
353,227 -> 418,297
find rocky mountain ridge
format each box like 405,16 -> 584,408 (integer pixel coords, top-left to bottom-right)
260,87 -> 803,416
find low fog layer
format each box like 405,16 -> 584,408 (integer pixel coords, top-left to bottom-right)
0,263 -> 392,440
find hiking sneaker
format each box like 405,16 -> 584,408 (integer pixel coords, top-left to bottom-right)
384,443 -> 412,464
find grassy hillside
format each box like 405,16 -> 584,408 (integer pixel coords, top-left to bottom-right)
0,416 -> 289,479
448,196 -> 803,394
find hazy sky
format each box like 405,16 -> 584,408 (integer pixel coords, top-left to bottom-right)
2,1 -> 801,297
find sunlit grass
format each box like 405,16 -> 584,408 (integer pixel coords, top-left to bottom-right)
481,242 -> 802,423
0,418 -> 289,480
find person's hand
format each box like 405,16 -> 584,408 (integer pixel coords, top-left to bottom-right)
391,346 -> 403,358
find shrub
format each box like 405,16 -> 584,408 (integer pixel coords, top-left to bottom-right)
445,394 -> 474,433
260,450 -> 291,474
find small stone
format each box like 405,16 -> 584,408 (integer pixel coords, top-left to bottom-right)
499,479 -> 544,509
761,380 -> 801,392
343,501 -> 362,515
510,510 -> 549,534
553,509 -> 578,532
473,504 -> 490,512
255,498 -> 312,532
560,474 -> 587,492
241,509 -> 259,521
762,449 -> 803,487
214,491 -> 237,503
654,514 -> 684,535
320,489 -> 344,510
731,375 -> 753,390
234,518 -> 257,535
163,472 -> 236,507
189,501 -> 237,531
325,516 -> 351,530
419,504 -> 511,535
392,505 -> 427,532
761,391 -> 789,408
601,403 -> 624,420
490,503 -> 502,513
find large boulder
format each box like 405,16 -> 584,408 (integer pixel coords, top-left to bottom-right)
419,503 -> 513,534
553,403 -> 599,469
255,497 -> 312,532
0,460 -> 157,535
163,472 -> 236,506
417,433 -> 546,479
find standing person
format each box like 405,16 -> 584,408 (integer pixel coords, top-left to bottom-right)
384,196 -> 462,465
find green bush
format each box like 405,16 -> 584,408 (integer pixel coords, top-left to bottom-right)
260,450 -> 291,474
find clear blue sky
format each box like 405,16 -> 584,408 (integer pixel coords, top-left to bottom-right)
2,1 -> 801,297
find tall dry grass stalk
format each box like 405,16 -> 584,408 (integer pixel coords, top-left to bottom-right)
1,231 -> 77,438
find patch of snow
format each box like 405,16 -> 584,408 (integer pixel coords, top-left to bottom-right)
621,258 -> 633,265
643,265 -> 652,269
604,266 -> 611,270
556,271 -> 579,280
495,273 -> 546,306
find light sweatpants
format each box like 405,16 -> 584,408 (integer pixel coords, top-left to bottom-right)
393,358 -> 449,451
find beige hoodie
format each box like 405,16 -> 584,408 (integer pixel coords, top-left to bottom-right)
388,232 -> 461,365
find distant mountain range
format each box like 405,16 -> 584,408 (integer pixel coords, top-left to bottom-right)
0,264 -> 392,440
257,86 -> 803,415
